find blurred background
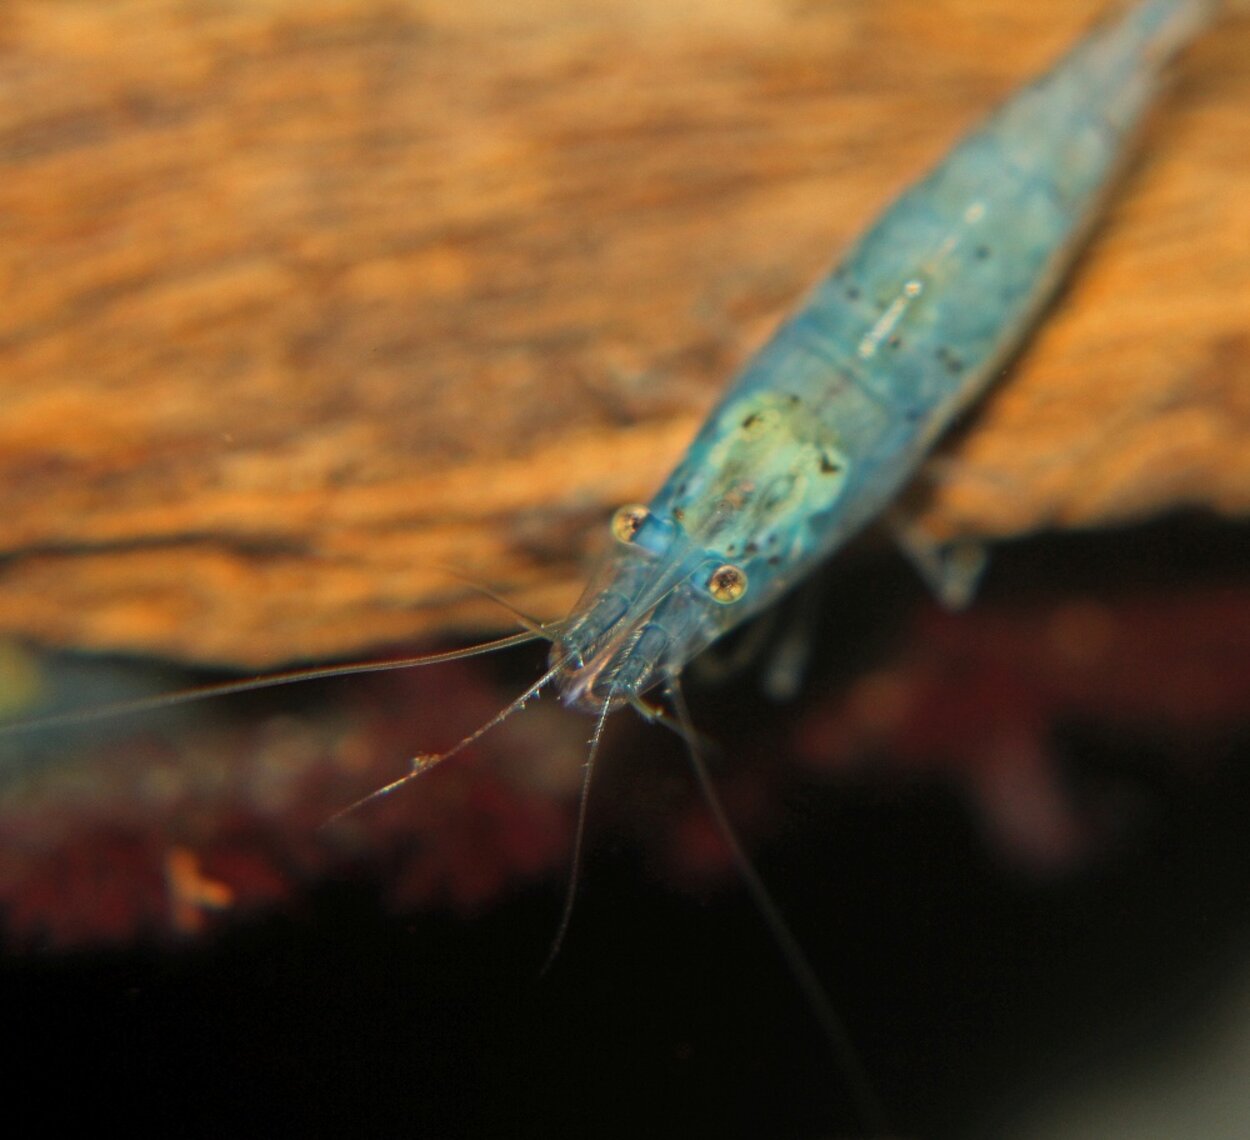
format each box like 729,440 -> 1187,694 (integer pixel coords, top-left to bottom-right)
1,1 -> 1248,1136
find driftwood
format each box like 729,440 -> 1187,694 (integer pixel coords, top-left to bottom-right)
1,0 -> 1247,667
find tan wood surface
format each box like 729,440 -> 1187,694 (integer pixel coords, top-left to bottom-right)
1,0 -> 1246,667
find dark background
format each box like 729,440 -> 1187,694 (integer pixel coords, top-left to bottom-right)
4,518 -> 1250,1139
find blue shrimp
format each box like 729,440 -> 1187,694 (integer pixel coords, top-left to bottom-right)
550,0 -> 1216,719
427,4 -> 1216,1122
0,1 -> 1219,1131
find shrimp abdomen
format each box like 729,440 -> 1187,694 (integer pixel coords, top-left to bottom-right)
651,0 -> 1213,606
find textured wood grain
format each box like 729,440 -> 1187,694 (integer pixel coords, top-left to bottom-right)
0,0 -> 1246,667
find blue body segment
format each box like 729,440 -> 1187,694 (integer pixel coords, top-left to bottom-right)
552,0 -> 1214,713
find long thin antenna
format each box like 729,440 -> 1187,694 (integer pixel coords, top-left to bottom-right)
539,690 -> 614,975
0,629 -> 545,736
324,657 -> 563,825
664,677 -> 890,1138
435,569 -> 552,638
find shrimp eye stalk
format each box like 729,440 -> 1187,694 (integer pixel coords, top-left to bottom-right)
610,504 -> 650,544
707,563 -> 748,604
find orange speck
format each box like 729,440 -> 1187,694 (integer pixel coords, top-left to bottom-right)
164,847 -> 235,936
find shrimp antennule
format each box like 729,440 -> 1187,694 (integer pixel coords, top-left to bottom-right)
0,629 -> 548,737
664,678 -> 890,1137
539,688 -> 615,975
323,659 -> 564,825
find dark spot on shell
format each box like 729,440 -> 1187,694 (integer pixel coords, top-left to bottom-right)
846,285 -> 861,300
672,506 -> 685,521
944,356 -> 964,376
819,454 -> 842,474
788,393 -> 800,405
887,336 -> 902,349
744,541 -> 759,555
975,245 -> 991,260
741,412 -> 760,429
767,555 -> 782,567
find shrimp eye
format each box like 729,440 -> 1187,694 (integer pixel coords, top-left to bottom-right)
611,503 -> 649,544
706,563 -> 748,604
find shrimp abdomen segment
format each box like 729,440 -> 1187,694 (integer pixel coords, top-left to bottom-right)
652,1 -> 1209,592
819,0 -> 1205,418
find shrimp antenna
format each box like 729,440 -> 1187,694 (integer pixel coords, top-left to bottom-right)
539,689 -> 614,975
432,567 -> 551,638
323,656 -> 564,825
0,628 -> 547,737
663,676 -> 890,1138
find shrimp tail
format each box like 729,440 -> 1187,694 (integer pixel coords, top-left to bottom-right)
1130,0 -> 1220,60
